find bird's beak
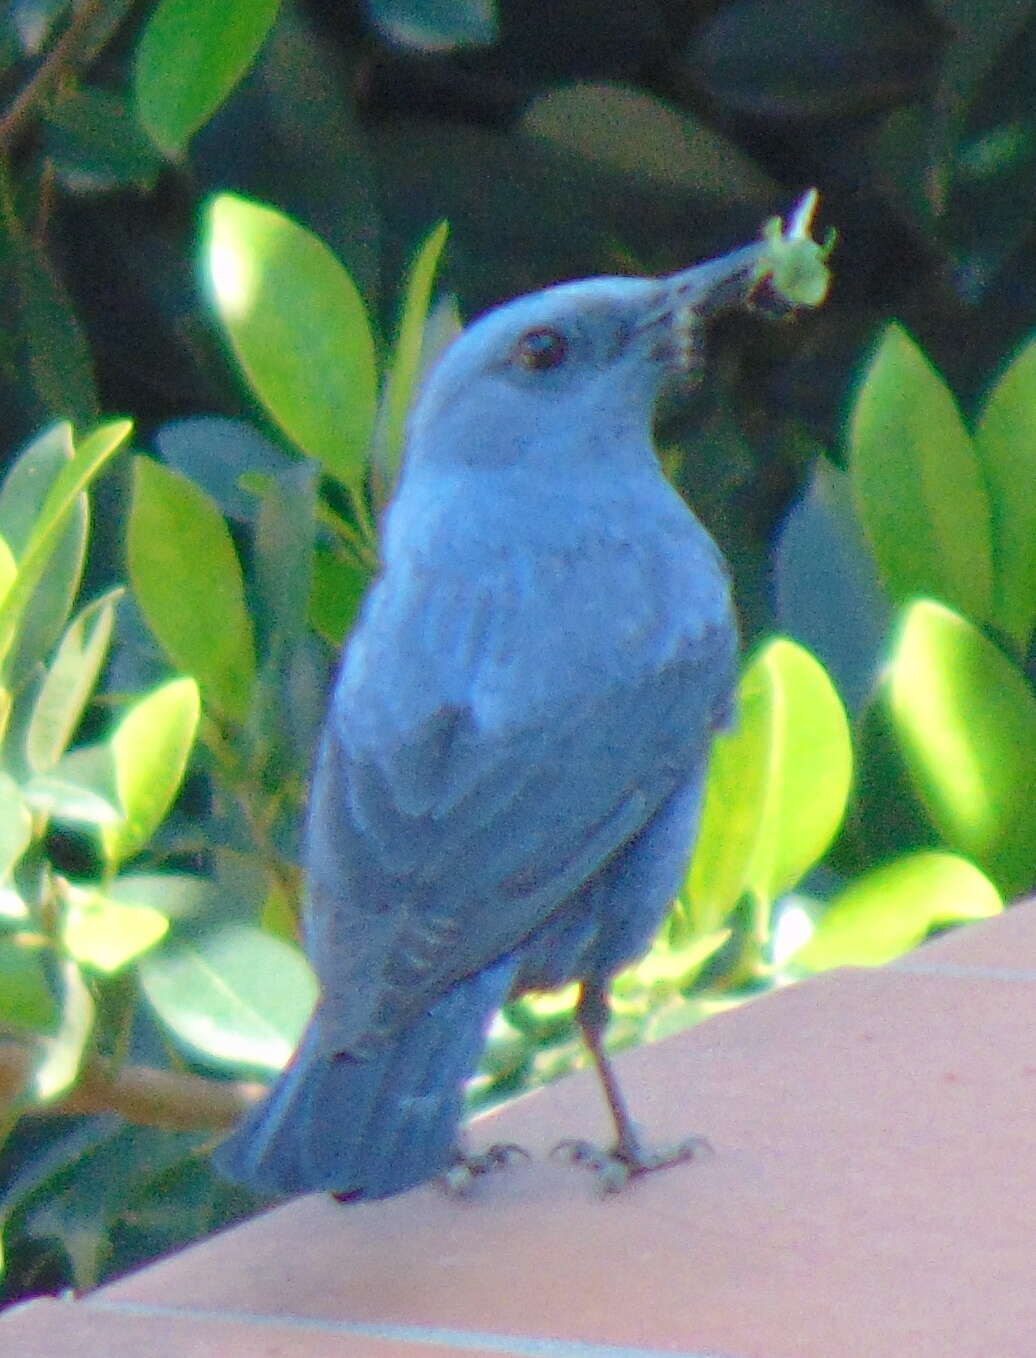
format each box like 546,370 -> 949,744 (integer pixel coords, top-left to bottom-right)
635,190 -> 834,372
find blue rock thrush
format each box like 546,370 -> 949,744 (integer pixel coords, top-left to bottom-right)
214,210 -> 829,1201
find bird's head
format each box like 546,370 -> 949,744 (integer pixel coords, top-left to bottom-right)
404,248 -> 762,480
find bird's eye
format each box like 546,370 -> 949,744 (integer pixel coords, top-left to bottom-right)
512,327 -> 568,372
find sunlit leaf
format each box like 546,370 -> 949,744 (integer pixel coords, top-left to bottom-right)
0,420 -> 130,672
22,742 -> 122,826
793,851 -> 1002,970
134,0 -> 281,157
0,533 -> 14,606
128,457 -> 255,722
24,588 -> 121,773
0,773 -> 31,879
374,220 -> 448,489
101,677 -> 201,868
61,882 -> 168,974
687,637 -> 852,924
975,337 -> 1036,650
0,422 -> 86,683
138,923 -> 317,1073
886,598 -> 1036,896
31,959 -> 94,1103
205,194 -> 377,487
850,324 -> 993,622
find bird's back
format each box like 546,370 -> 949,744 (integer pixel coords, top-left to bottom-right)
304,464 -> 737,1056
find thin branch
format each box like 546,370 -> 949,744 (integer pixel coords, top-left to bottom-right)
0,0 -> 112,151
0,1042 -> 265,1133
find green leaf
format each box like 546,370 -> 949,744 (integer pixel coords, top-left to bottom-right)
367,0 -> 498,50
0,422 -> 86,685
309,545 -> 370,648
850,324 -> 994,623
22,742 -> 122,827
0,773 -> 31,880
61,882 -> 168,974
522,82 -> 778,203
252,462 -> 317,654
24,588 -> 122,773
885,598 -> 1036,896
686,638 -> 852,923
0,419 -> 131,672
138,923 -> 317,1073
0,423 -> 73,554
101,677 -> 201,868
31,958 -> 94,1103
154,415 -> 294,522
204,194 -> 377,487
44,86 -> 164,192
374,220 -> 448,488
975,338 -> 1036,649
127,457 -> 256,722
134,0 -> 282,157
107,871 -> 223,923
793,851 -> 1002,971
0,935 -> 57,1032
0,532 -> 14,605
1,213 -> 98,427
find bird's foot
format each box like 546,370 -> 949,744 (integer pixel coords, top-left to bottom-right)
552,1132 -> 712,1194
439,1142 -> 530,1197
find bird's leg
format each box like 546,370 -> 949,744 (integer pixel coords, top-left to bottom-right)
439,1139 -> 530,1197
555,980 -> 712,1193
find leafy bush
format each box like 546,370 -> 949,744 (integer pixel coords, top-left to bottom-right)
0,0 -> 1034,1308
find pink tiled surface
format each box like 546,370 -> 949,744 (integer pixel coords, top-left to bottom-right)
6,898 -> 1036,1358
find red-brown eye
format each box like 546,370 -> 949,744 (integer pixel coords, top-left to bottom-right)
513,327 -> 568,371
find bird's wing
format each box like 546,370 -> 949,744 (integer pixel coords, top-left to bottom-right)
305,625 -> 734,1056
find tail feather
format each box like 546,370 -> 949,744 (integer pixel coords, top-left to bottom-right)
213,955 -> 516,1200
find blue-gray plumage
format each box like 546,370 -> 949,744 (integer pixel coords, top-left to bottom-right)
214,244 -> 771,1201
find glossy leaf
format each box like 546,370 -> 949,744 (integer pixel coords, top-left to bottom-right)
0,420 -> 130,672
24,588 -> 121,773
128,457 -> 256,723
886,599 -> 1036,896
850,324 -> 993,623
0,423 -> 85,684
22,742 -> 122,827
134,0 -> 281,157
101,677 -> 201,868
975,338 -> 1036,649
30,959 -> 94,1103
138,923 -> 317,1073
0,773 -> 31,880
61,882 -> 168,974
687,637 -> 852,923
0,533 -> 14,605
205,194 -> 377,487
793,851 -> 1002,971
154,415 -> 293,522
374,220 -> 449,490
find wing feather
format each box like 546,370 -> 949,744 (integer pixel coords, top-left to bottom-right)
305,625 -> 733,1054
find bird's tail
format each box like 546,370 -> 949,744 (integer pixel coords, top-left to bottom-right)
212,955 -> 516,1200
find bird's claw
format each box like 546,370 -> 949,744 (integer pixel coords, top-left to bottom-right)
439,1142 -> 530,1197
551,1134 -> 713,1194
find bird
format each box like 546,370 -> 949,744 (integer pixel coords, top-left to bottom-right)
213,231 -> 800,1202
